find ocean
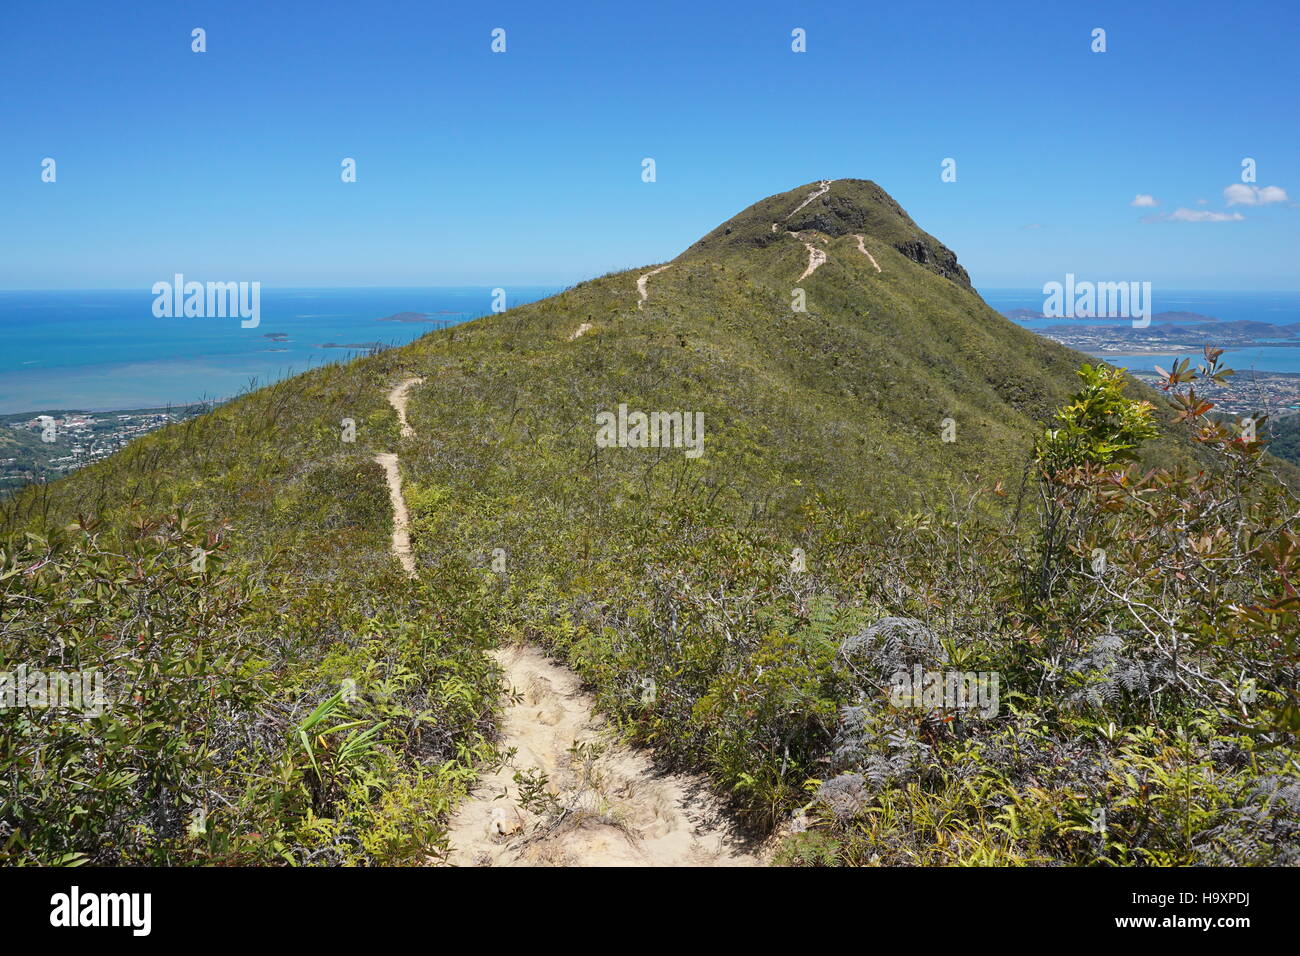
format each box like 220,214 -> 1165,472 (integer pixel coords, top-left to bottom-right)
0,287 -> 560,414
980,289 -> 1300,375
3,287 -> 1299,416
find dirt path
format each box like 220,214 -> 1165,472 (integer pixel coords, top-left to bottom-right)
636,265 -> 670,310
374,377 -> 424,578
374,452 -> 416,578
853,234 -> 882,272
785,181 -> 836,281
798,241 -> 828,280
387,377 -> 424,439
445,643 -> 756,867
786,179 -> 833,219
374,374 -> 756,866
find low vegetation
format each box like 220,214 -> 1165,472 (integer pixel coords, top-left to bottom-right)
2,182 -> 1296,865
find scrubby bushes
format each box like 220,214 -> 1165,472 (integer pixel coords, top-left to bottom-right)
4,301 -> 1294,866
488,351 -> 1300,864
0,349 -> 509,865
0,515 -> 501,865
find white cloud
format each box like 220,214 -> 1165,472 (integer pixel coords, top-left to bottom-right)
1130,194 -> 1159,207
1224,183 -> 1289,206
1142,207 -> 1245,223
1022,223 -> 1043,230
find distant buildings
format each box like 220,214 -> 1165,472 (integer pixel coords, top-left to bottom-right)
2,404 -> 213,490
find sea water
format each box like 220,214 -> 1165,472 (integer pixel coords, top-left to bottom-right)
0,286 -> 559,413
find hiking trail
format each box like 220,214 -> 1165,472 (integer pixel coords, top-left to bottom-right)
798,241 -> 828,280
786,179 -> 834,219
375,374 -> 757,866
388,377 -> 423,439
854,234 -> 882,272
374,377 -> 424,579
444,643 -> 756,867
636,265 -> 670,310
374,452 -> 416,578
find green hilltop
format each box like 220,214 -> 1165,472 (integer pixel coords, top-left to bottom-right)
2,178 -> 1190,531
4,180 -> 1298,867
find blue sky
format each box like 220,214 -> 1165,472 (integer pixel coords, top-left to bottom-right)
1,0 -> 1296,290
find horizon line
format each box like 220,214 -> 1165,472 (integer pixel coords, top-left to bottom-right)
4,284 -> 1300,294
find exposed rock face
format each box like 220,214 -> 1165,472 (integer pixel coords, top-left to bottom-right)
892,237 -> 971,288
785,189 -> 972,289
785,188 -> 903,236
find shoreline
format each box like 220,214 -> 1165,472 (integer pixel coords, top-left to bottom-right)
0,400 -> 224,421
1084,343 -> 1300,356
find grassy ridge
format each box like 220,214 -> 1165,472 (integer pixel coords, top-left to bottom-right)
1,360 -> 502,864
4,180 -> 1297,865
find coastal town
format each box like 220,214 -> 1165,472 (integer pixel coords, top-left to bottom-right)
0,403 -> 214,491
1000,309 -> 1300,419
1128,368 -> 1300,419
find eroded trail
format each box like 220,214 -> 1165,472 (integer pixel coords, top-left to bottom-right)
374,452 -> 416,577
388,377 -> 424,439
787,178 -> 834,219
785,182 -> 837,281
375,374 -> 755,865
798,241 -> 828,280
636,264 -> 670,310
853,234 -> 882,272
445,644 -> 755,867
375,377 -> 425,579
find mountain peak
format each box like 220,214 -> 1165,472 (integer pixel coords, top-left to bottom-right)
679,178 -> 971,288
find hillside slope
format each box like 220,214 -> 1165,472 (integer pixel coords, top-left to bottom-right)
389,179 -> 1103,524
7,180 -> 1295,867
3,179 -> 1177,533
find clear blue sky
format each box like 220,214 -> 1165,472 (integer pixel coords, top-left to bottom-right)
2,0 -> 1296,289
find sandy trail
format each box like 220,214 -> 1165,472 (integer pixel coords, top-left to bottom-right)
445,643 -> 755,866
387,377 -> 424,439
374,452 -> 416,578
374,374 -> 755,866
374,377 -> 424,578
798,242 -> 828,280
853,234 -> 882,272
786,179 -> 833,219
786,181 -> 836,281
636,265 -> 670,310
